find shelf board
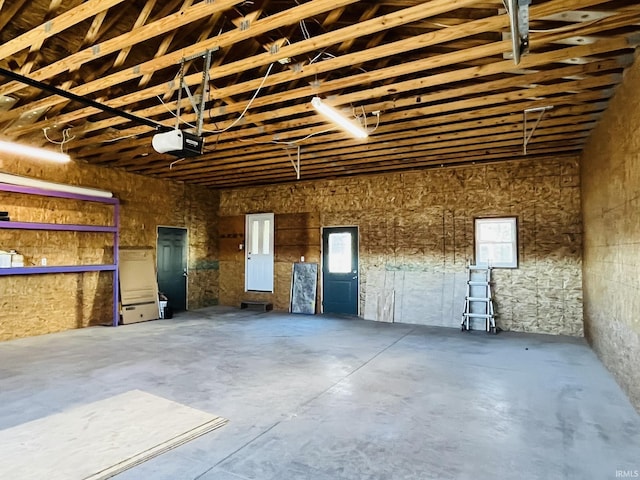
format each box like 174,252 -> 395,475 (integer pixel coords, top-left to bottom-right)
0,264 -> 117,275
0,221 -> 116,232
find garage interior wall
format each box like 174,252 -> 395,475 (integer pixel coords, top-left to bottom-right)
581,56 -> 640,411
219,156 -> 583,336
0,158 -> 220,341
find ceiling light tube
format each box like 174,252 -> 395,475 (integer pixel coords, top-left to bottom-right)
0,172 -> 112,197
0,140 -> 70,163
311,97 -> 368,140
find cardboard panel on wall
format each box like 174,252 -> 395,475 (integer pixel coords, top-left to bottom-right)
119,248 -> 159,324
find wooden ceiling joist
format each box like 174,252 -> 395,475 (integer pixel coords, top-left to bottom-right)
0,0 -> 127,61
0,0 -> 638,188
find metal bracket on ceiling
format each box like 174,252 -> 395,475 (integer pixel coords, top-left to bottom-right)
507,0 -> 531,65
284,144 -> 301,180
174,49 -> 217,136
523,106 -> 553,155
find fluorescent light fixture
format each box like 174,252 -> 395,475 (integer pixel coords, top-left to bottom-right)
0,140 -> 70,163
311,97 -> 368,140
0,172 -> 112,198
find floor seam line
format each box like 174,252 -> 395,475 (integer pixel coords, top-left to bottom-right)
193,420 -> 283,480
297,326 -> 419,410
193,327 -> 417,479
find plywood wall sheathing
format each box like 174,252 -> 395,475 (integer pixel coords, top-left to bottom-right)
219,156 -> 583,336
0,157 -> 219,341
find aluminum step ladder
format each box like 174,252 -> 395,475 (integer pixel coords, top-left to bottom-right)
461,265 -> 497,334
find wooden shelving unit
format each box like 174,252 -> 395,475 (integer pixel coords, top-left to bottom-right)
0,182 -> 120,326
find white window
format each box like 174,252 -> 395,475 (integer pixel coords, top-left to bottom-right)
328,232 -> 352,273
475,217 -> 518,268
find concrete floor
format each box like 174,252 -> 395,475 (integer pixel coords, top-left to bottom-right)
1,307 -> 639,480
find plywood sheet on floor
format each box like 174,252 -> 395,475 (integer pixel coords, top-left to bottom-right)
0,390 -> 227,480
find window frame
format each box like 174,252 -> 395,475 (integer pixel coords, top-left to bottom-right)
474,216 -> 519,269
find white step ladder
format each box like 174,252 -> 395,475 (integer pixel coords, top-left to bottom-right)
461,265 -> 497,334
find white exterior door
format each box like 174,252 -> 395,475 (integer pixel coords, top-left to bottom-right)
245,213 -> 274,292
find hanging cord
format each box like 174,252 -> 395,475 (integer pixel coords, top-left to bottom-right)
169,157 -> 186,169
102,133 -> 140,143
353,105 -> 382,134
502,0 -> 602,33
238,107 -> 381,146
206,62 -> 275,134
157,63 -> 275,135
237,126 -> 336,146
367,110 -> 381,134
43,127 -> 76,153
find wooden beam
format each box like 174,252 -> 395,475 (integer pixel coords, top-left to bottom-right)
205,0 -> 484,84
153,121 -> 596,182
0,0 -> 127,60
0,0 -> 361,123
112,0 -> 159,69
124,88 -> 611,176
176,139 -> 589,187
0,0 -> 243,98
15,13 -> 633,148
0,0 -> 29,32
7,0 -> 632,138
75,56 -> 620,162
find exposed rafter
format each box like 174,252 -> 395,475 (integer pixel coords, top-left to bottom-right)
0,0 -> 638,188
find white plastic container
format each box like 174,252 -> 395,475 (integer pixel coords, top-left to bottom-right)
11,254 -> 24,267
0,252 -> 11,268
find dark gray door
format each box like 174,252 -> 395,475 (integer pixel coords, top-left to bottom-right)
322,226 -> 358,315
157,227 -> 187,312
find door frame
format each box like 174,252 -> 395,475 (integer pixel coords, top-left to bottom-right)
245,213 -> 275,292
320,225 -> 360,315
156,225 -> 189,310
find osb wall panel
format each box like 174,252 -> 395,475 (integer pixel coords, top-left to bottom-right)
581,56 -> 640,411
218,212 -> 320,310
219,157 -> 582,336
0,158 -> 219,341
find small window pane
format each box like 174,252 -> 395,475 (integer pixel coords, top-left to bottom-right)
328,233 -> 352,273
478,222 -> 513,242
251,220 -> 260,254
262,220 -> 271,254
475,217 -> 517,268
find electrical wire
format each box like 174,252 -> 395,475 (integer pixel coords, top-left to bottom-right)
204,62 -> 275,134
502,0 -> 602,34
529,18 -> 601,33
238,108 -> 380,146
169,157 -> 185,169
101,133 -> 140,143
43,127 -> 76,153
367,112 -> 381,134
425,21 -> 453,29
155,62 -> 275,136
236,126 -> 337,146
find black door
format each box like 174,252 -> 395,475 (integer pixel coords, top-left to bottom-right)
157,227 -> 187,312
322,226 -> 359,315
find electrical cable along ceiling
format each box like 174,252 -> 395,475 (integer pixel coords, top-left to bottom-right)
0,0 -> 638,188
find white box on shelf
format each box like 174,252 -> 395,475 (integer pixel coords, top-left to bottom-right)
0,252 -> 11,268
11,254 -> 24,267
